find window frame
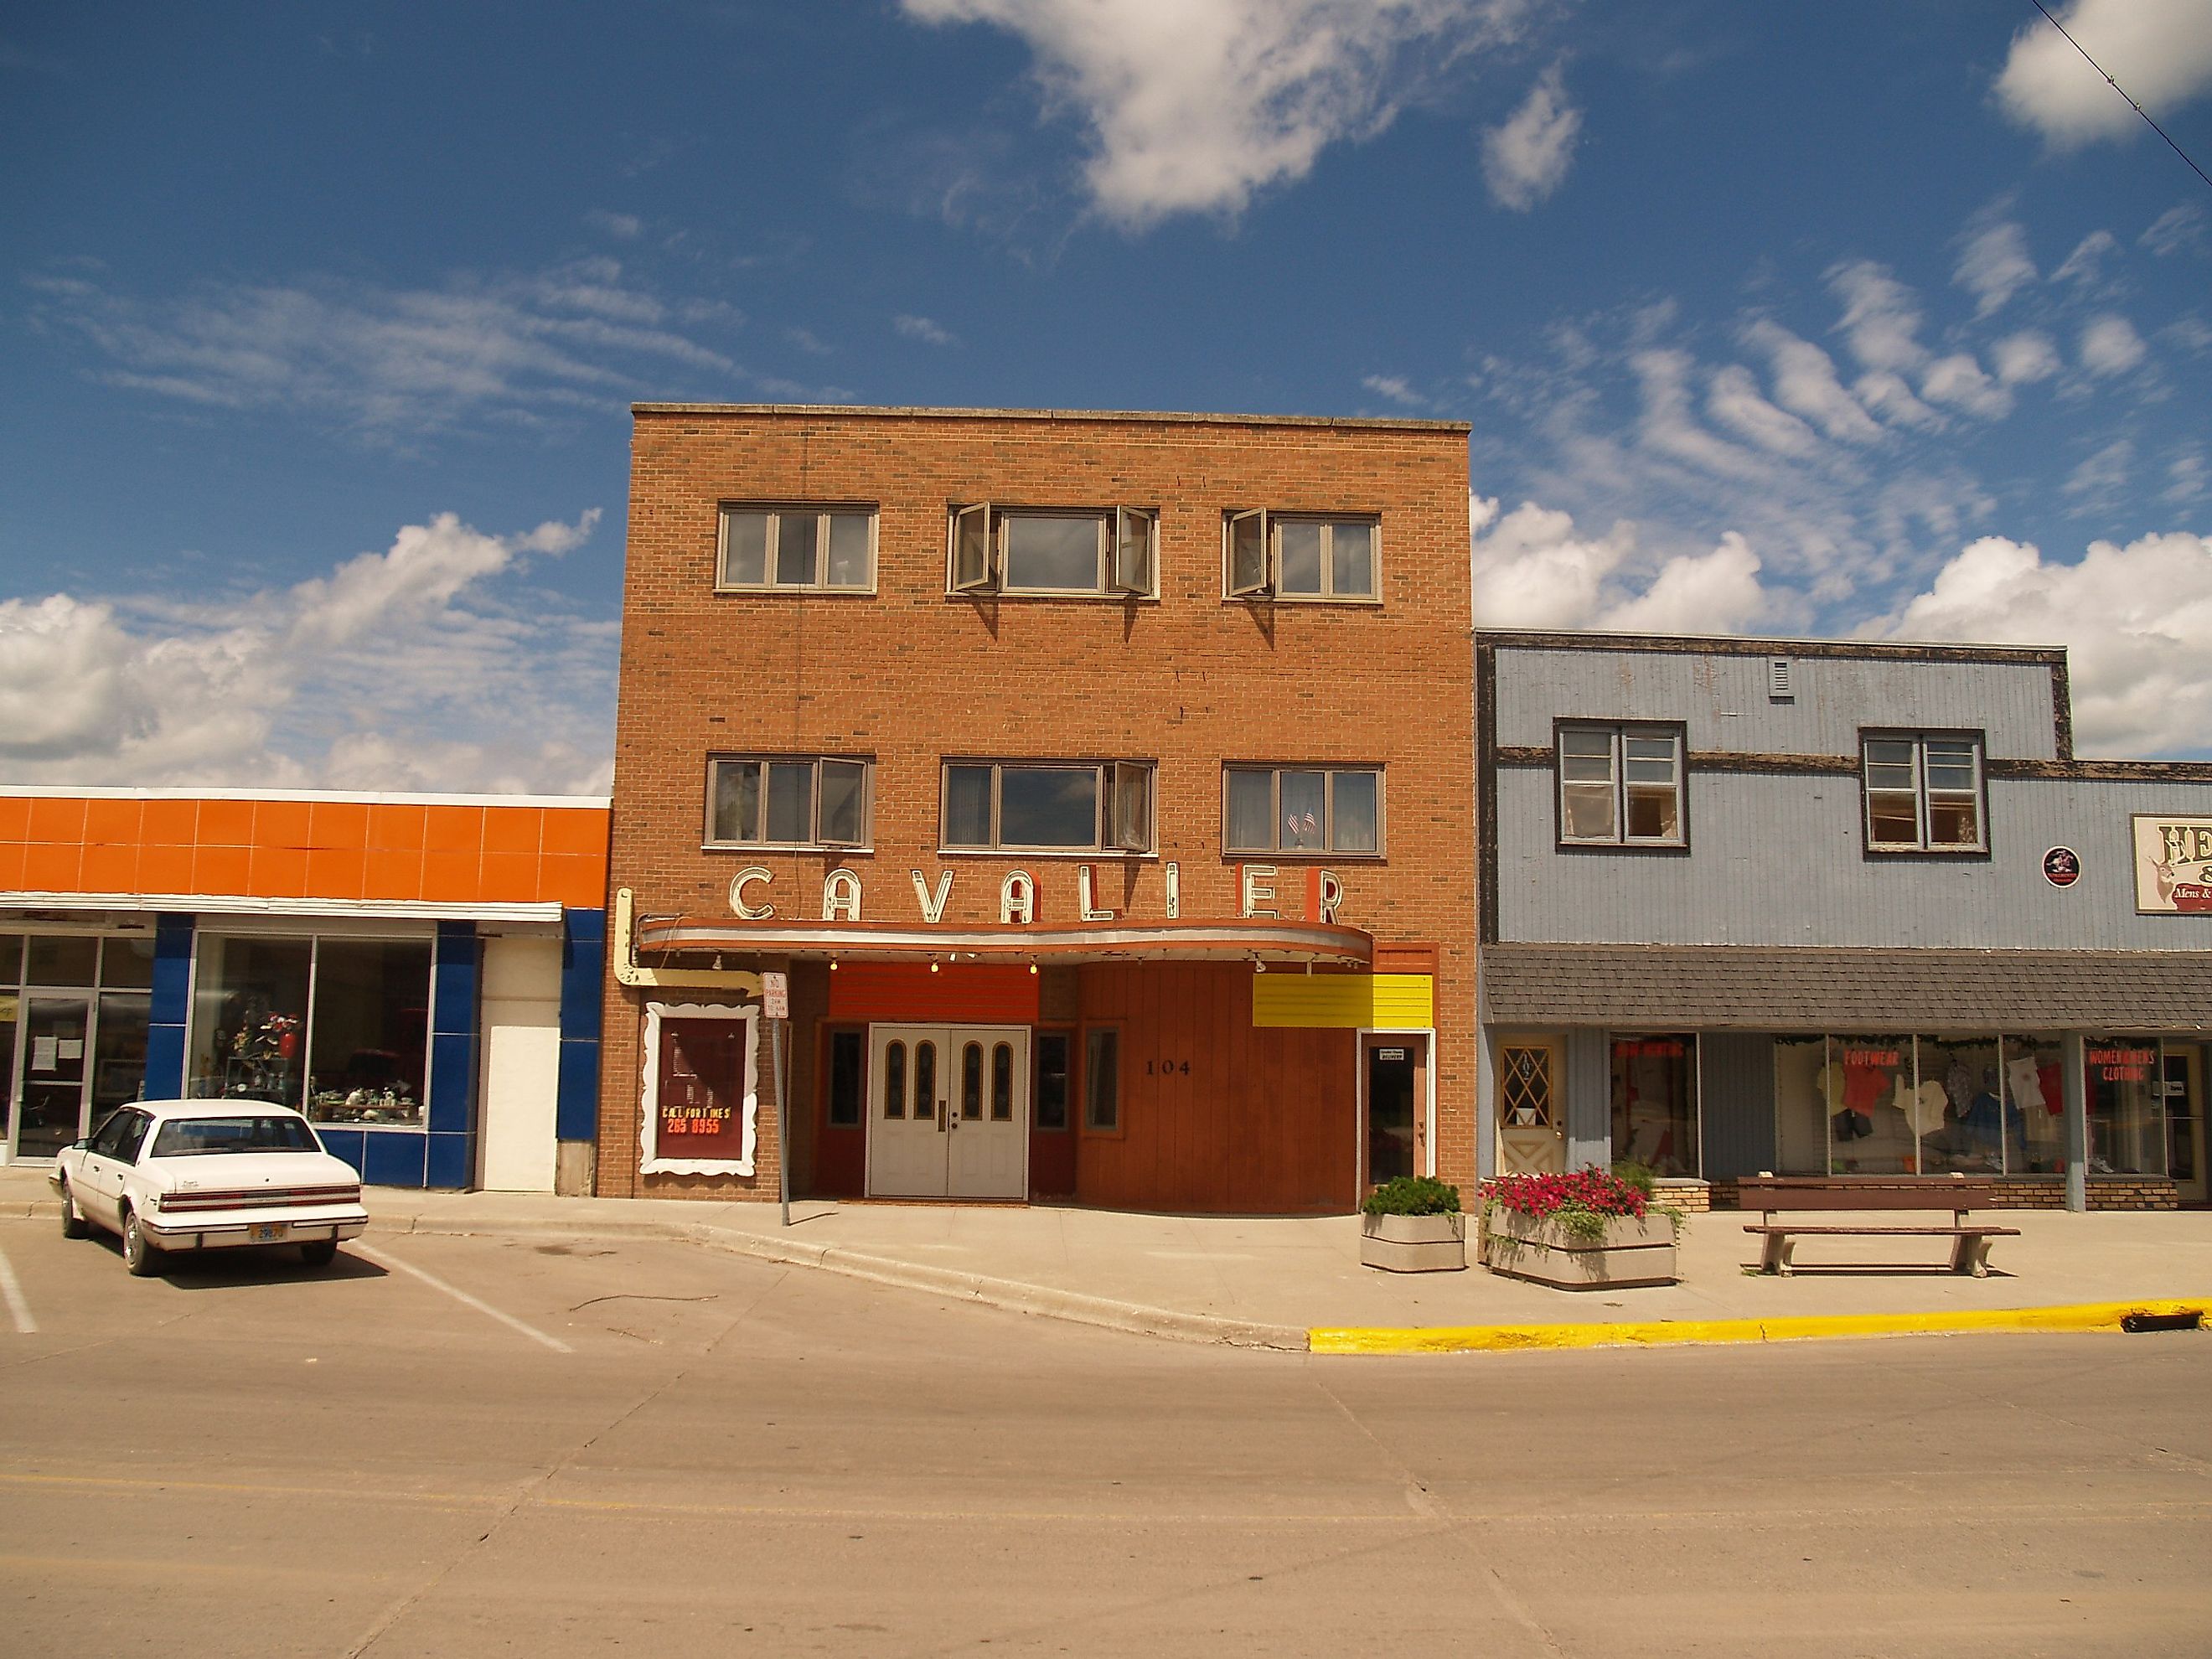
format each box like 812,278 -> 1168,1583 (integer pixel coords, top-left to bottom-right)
715,504 -> 878,594
1859,730 -> 1988,855
1219,510 -> 1382,602
704,754 -> 874,851
944,504 -> 1158,598
938,759 -> 1156,855
1553,721 -> 1689,850
1221,764 -> 1386,859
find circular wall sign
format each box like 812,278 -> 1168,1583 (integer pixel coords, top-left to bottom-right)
2042,846 -> 2081,887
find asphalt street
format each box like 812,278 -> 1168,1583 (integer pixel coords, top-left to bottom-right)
0,1217 -> 2205,1657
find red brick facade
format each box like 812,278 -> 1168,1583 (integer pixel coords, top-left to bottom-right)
600,405 -> 1476,1210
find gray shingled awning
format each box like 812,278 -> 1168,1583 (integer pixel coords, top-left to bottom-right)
1480,944 -> 2212,1032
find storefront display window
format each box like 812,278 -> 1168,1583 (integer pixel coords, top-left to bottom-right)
1915,1036 -> 2006,1175
2084,1036 -> 2164,1176
1773,1035 -> 1916,1175
1610,1035 -> 1697,1176
189,933 -> 433,1124
2003,1036 -> 2066,1174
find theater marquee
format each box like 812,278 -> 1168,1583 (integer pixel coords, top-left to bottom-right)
2133,814 -> 2212,914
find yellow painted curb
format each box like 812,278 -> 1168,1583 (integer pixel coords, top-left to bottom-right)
1308,1299 -> 2209,1355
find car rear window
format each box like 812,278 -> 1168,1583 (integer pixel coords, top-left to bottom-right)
150,1116 -> 321,1156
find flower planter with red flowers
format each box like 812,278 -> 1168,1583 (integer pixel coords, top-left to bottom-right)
1479,1169 -> 1682,1289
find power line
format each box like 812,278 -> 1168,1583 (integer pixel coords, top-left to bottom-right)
2028,0 -> 2212,194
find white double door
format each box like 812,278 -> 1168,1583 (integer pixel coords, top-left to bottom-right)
867,1024 -> 1029,1200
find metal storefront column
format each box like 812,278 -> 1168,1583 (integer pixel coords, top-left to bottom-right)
426,921 -> 480,1190
555,906 -> 605,1196
142,912 -> 194,1098
2062,1031 -> 2088,1212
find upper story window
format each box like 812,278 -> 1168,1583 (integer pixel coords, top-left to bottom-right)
717,505 -> 876,592
1223,512 -> 1379,601
708,755 -> 871,849
1224,765 -> 1382,856
941,760 -> 1155,854
1863,733 -> 1985,853
1558,724 -> 1686,847
948,505 -> 1156,597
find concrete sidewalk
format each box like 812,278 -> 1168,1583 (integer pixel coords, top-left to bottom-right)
6,1165 -> 2206,1351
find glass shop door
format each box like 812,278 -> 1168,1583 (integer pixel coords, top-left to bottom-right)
12,994 -> 93,1161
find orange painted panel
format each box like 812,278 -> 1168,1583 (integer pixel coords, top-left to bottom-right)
0,842 -> 24,892
308,799 -> 370,850
254,800 -> 313,850
26,797 -> 87,845
0,796 -> 29,841
79,843 -> 139,893
478,850 -> 539,902
247,845 -> 310,899
538,852 -> 607,907
540,809 -> 609,857
363,848 -> 425,901
481,808 -> 542,855
84,798 -> 142,845
192,845 -> 251,894
304,845 -> 369,901
141,798 -> 200,845
136,845 -> 194,894
366,802 -> 428,850
421,850 -> 481,902
424,805 -> 485,855
23,842 -> 84,891
825,962 -> 1041,1024
198,798 -> 255,846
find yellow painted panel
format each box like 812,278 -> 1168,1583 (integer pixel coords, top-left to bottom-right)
1251,974 -> 1433,1029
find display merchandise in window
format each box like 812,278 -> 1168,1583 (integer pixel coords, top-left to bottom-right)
1610,1036 -> 1697,1176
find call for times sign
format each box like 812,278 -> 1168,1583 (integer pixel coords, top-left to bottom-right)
2133,814 -> 2212,914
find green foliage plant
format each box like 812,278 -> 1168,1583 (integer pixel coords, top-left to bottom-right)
1362,1175 -> 1461,1217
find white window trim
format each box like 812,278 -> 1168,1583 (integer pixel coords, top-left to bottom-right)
944,504 -> 1159,599
716,504 -> 879,595
1862,731 -> 1987,854
1221,764 -> 1387,859
1219,511 -> 1382,603
1556,723 -> 1687,848
705,755 -> 874,852
638,1001 -> 758,1177
938,760 -> 1157,855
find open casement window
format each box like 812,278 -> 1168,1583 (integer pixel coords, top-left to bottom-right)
1226,509 -> 1270,597
951,503 -> 996,594
1112,507 -> 1156,596
708,755 -> 872,849
1863,734 -> 1985,852
941,760 -> 1157,854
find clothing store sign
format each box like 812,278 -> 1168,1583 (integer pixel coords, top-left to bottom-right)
2132,815 -> 2212,914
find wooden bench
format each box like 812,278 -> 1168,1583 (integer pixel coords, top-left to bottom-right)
1738,1176 -> 2021,1277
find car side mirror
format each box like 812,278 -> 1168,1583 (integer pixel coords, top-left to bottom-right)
72,1137 -> 90,1150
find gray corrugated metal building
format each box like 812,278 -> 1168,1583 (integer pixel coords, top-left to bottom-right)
1476,631 -> 2212,1211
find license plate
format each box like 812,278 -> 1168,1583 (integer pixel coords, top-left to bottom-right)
249,1222 -> 287,1243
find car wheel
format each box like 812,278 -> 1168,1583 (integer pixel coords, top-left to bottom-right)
121,1207 -> 164,1278
58,1181 -> 89,1239
299,1239 -> 339,1269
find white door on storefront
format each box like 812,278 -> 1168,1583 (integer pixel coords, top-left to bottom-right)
478,937 -> 561,1192
867,1024 -> 1027,1200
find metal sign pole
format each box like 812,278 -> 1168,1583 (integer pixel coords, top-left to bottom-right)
763,969 -> 791,1227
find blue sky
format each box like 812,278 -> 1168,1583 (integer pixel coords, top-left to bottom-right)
4,0 -> 2209,789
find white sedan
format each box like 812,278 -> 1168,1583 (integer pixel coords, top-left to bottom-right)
50,1100 -> 370,1276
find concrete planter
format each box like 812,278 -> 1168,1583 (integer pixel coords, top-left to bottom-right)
1480,1207 -> 1678,1289
1360,1211 -> 1467,1273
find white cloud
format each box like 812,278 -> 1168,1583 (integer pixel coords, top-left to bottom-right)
1705,364 -> 1822,457
2079,312 -> 2148,375
2063,437 -> 2134,501
1890,530 -> 2212,757
1739,320 -> 1884,442
1995,0 -> 2212,149
0,512 -> 614,791
1827,259 -> 1927,373
1362,373 -> 1424,406
899,0 -> 1532,227
1953,217 -> 2036,317
1992,329 -> 2061,384
1920,351 -> 2013,419
1631,349 -> 1765,478
2165,447 -> 2209,504
894,313 -> 957,345
584,209 -> 643,240
28,261 -> 742,437
1851,369 -> 1940,429
1481,62 -> 1580,211
2141,202 -> 2209,258
2051,228 -> 2119,286
1469,496 -> 1771,634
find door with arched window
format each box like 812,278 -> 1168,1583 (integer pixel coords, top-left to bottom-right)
867,1024 -> 1029,1199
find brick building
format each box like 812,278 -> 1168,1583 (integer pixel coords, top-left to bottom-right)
599,404 -> 1476,1212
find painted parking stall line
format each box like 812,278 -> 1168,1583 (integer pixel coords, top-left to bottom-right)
354,1243 -> 572,1353
0,1243 -> 36,1334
